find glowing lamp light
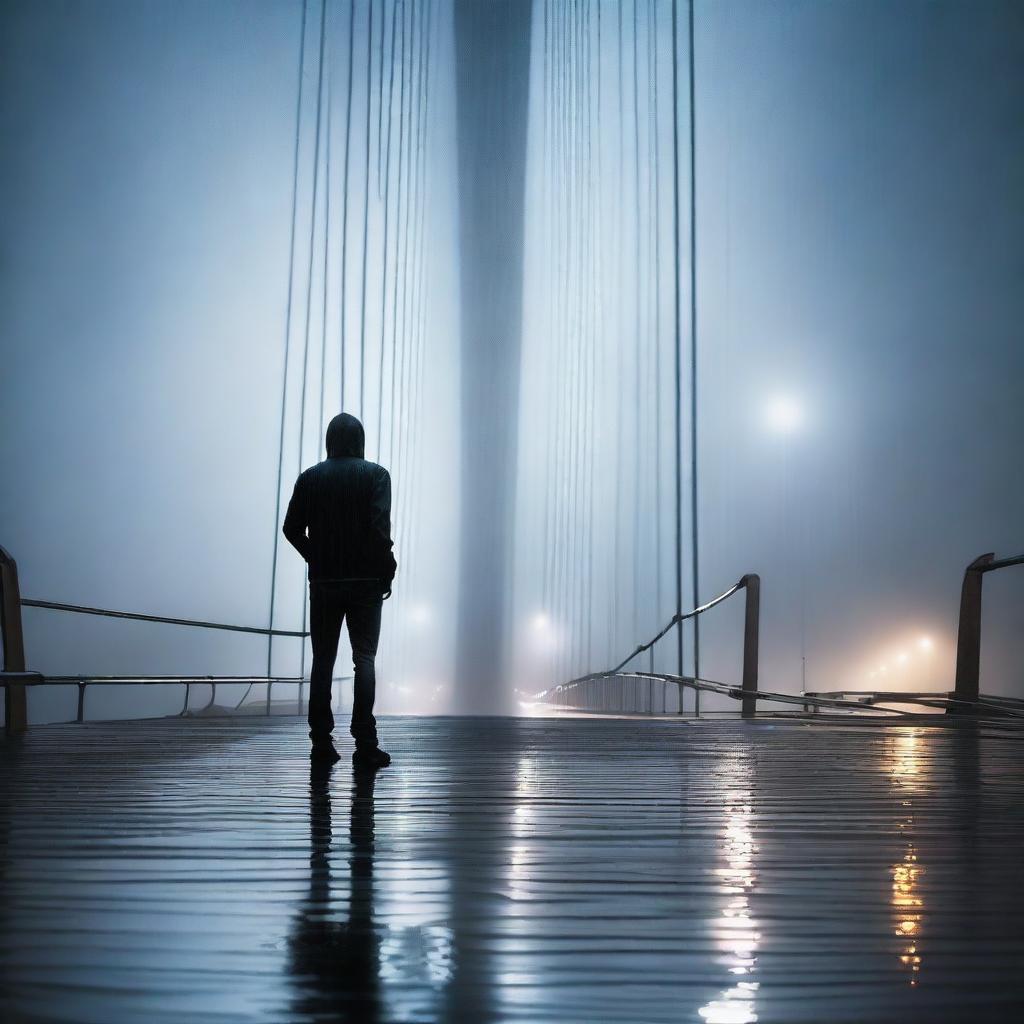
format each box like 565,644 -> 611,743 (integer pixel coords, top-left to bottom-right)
531,612 -> 550,632
917,636 -> 934,653
763,395 -> 803,434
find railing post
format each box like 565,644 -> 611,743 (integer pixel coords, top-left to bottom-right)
1,544 -> 29,734
76,682 -> 86,723
950,553 -> 994,713
740,574 -> 760,718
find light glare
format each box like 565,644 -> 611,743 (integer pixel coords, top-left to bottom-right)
763,395 -> 803,434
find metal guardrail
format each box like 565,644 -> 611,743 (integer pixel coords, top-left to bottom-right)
800,688 -> 1024,718
19,598 -> 309,637
7,543 -> 1021,730
950,552 -> 1024,711
1,543 -> 312,734
805,551 -> 1024,718
536,574 -> 761,718
538,551 -> 1024,721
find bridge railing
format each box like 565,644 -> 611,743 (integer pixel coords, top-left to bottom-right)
536,550 -> 1024,721
1,543 -> 319,734
535,574 -> 763,718
950,552 -> 1024,710
804,551 -> 1024,718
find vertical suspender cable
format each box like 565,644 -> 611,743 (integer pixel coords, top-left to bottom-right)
687,0 -> 700,705
394,0 -> 419,610
358,0 -> 375,422
405,0 -> 430,542
403,0 -> 435,670
572,0 -> 584,672
540,0 -> 556,672
296,0 -> 329,683
318,87 -> 333,458
670,0 -> 684,688
612,0 -> 625,667
587,0 -> 595,675
580,0 -> 594,675
536,0 -> 552,618
564,0 -> 576,672
561,0 -> 574,683
389,0 -> 410,677
649,0 -> 662,651
539,0 -> 554,651
588,0 -> 602,674
397,0 -> 431,685
266,0 -> 309,682
396,0 -> 417,528
376,0 -> 387,195
548,1 -> 564,683
378,0 -> 399,456
631,0 -> 642,642
339,0 -> 357,409
545,0 -> 560,681
387,1 -> 409,470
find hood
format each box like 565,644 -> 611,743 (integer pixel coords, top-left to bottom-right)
326,413 -> 365,458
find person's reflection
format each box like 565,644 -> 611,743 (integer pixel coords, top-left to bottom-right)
288,762 -> 381,1022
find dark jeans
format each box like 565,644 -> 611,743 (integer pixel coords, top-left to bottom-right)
308,581 -> 384,750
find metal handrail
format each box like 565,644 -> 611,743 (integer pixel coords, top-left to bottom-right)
804,551 -> 1024,719
802,550 -> 1024,720
542,670 -> 921,717
20,598 -> 310,637
608,579 -> 744,673
950,552 -> 1024,711
542,573 -> 761,718
2,542 -> 312,733
801,688 -> 1024,719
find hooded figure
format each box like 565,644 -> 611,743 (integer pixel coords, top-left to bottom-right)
284,413 -> 396,583
326,411 -> 365,459
283,413 -> 396,769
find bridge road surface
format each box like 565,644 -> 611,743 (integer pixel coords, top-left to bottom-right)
1,715 -> 1022,1022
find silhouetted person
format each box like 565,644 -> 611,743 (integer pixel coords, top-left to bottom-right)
283,413 -> 396,768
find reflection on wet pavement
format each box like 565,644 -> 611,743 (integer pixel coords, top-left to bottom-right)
699,758 -> 759,1023
890,733 -> 924,987
1,716 -> 1022,1022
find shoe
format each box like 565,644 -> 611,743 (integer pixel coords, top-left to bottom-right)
352,747 -> 391,770
310,743 -> 341,764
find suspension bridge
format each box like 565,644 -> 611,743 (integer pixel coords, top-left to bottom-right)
2,1 -> 1023,1021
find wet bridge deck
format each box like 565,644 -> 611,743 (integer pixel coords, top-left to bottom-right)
1,715 -> 1022,1023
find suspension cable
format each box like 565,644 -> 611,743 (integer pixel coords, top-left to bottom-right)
267,0 -> 310,681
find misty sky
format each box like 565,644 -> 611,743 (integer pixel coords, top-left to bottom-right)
1,0 -> 1021,723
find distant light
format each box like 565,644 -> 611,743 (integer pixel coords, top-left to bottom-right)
763,395 -> 803,434
897,652 -> 908,666
409,603 -> 432,627
531,612 -> 549,632
917,636 -> 933,653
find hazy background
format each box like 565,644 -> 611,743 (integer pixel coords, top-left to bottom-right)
1,0 -> 1021,723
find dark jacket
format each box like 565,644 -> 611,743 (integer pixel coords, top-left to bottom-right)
283,413 -> 397,584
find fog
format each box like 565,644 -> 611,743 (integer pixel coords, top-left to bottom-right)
1,0 -> 1021,723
